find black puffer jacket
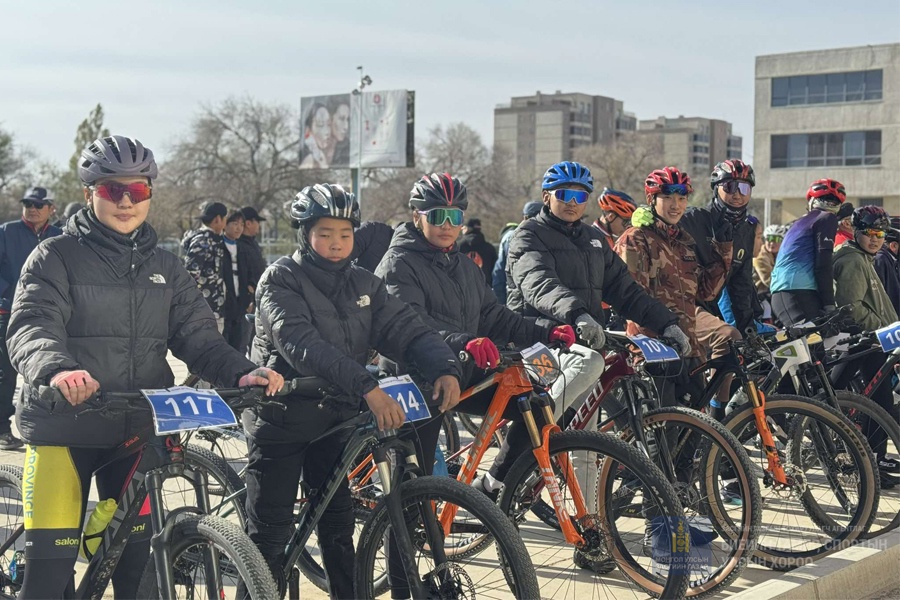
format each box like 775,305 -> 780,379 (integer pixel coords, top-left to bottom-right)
375,223 -> 551,356
246,248 -> 461,443
8,210 -> 257,448
506,208 -> 676,333
680,202 -> 761,333
352,221 -> 395,272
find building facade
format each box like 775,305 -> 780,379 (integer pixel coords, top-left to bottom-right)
493,91 -> 636,178
637,116 -> 743,186
754,43 -> 900,224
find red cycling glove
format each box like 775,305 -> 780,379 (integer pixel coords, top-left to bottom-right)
549,325 -> 576,349
465,338 -> 500,369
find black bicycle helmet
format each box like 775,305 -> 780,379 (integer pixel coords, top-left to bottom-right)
409,173 -> 468,211
851,205 -> 890,232
290,183 -> 360,228
78,136 -> 158,185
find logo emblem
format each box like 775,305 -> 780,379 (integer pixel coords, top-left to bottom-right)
149,274 -> 166,284
590,240 -> 604,248
357,295 -> 370,308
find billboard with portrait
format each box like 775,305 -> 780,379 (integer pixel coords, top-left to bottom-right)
299,90 -> 414,170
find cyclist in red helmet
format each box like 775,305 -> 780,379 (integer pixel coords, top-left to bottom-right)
593,188 -> 637,247
616,166 -> 733,404
770,178 -> 845,325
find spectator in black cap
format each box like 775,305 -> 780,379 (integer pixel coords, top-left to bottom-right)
492,201 -> 543,303
182,201 -> 228,331
0,186 -> 63,449
875,217 -> 900,316
458,218 -> 498,285
238,206 -> 268,352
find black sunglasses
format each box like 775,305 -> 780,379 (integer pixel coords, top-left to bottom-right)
22,201 -> 49,209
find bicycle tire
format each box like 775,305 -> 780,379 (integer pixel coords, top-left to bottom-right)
501,429 -> 689,600
355,476 -> 540,600
440,413 -> 461,455
161,445 -> 246,526
616,407 -> 761,598
814,390 -> 897,538
136,514 -> 278,599
0,465 -> 23,599
723,395 -> 879,570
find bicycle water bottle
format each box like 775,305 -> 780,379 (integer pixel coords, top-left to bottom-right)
433,447 -> 449,477
81,498 -> 117,559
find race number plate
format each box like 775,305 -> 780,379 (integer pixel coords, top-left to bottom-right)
629,335 -> 679,363
875,322 -> 900,352
521,342 -> 561,386
140,386 -> 238,435
379,375 -> 431,423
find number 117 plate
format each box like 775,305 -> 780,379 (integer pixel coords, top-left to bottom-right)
141,386 -> 239,435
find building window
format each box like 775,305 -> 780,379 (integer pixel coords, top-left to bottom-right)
858,197 -> 884,207
771,131 -> 881,168
771,70 -> 883,107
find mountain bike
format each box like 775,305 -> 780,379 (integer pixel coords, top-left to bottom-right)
0,385 -> 280,599
688,334 -> 880,570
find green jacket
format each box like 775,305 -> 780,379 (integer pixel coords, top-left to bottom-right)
833,242 -> 898,331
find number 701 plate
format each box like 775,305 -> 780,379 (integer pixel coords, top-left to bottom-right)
141,386 -> 239,435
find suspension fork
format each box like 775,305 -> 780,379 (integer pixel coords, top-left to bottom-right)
745,380 -> 789,485
522,395 -> 586,546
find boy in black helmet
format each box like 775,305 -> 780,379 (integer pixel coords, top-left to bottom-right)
244,183 -> 461,598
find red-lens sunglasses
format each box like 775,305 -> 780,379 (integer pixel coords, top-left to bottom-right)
91,182 -> 153,204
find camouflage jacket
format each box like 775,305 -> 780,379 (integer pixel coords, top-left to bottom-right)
615,220 -> 732,358
182,227 -> 226,317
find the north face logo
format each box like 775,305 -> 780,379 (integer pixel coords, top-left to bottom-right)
149,274 -> 166,284
357,295 -> 370,308
590,240 -> 604,248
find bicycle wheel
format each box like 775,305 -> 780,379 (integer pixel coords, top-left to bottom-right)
161,445 -> 246,527
828,390 -> 898,538
136,514 -> 278,599
355,475 -> 540,599
723,395 -> 879,570
192,426 -> 249,480
501,430 -> 689,600
615,407 -> 761,597
0,465 -> 24,599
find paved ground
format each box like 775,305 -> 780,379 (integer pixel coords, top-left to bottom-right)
0,353 -> 894,599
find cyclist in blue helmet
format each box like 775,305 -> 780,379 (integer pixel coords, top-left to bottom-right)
506,159 -> 682,443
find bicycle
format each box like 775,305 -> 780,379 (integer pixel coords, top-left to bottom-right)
0,385 -> 280,599
504,331 -> 760,598
686,332 -> 880,570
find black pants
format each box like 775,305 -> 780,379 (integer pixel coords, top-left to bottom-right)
19,446 -> 153,599
0,314 -> 17,434
244,422 -> 356,599
772,290 -> 823,327
222,313 -> 245,352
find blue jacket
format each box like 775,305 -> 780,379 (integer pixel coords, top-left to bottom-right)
0,219 -> 63,312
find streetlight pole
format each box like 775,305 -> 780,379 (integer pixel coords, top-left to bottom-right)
351,66 -> 372,208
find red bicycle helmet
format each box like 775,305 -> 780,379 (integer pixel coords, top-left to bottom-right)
806,179 -> 846,204
644,167 -> 693,198
598,188 -> 637,218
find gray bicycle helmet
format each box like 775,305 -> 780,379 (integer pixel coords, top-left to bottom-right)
78,136 -> 158,185
290,183 -> 360,228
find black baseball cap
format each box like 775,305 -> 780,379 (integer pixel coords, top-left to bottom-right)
196,201 -> 228,221
241,206 -> 267,221
466,218 -> 482,229
22,187 -> 54,205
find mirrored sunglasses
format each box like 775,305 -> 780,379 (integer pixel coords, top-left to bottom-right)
861,228 -> 886,239
659,184 -> 689,196
552,189 -> 590,204
764,235 -> 784,243
417,207 -> 464,227
721,180 -> 752,195
91,182 -> 153,203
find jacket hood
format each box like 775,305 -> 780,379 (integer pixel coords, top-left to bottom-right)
67,208 -> 158,278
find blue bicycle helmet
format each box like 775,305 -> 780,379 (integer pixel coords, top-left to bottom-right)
542,161 -> 594,193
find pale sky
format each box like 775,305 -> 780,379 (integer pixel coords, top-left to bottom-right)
2,0 -> 898,170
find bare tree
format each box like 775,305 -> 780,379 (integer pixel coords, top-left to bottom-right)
573,133 -> 663,200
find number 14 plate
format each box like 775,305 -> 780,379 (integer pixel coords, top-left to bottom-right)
141,386 -> 238,435
379,375 -> 432,423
